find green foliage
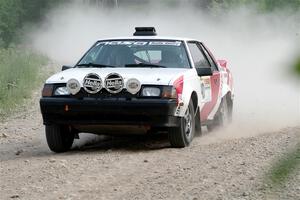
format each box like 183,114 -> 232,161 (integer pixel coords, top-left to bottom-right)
295,57 -> 300,75
260,0 -> 300,11
0,48 -> 47,117
265,143 -> 300,188
210,0 -> 300,12
0,0 -> 299,48
0,0 -> 66,47
0,0 -> 22,48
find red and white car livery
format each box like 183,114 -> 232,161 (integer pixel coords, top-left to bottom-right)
40,27 -> 234,153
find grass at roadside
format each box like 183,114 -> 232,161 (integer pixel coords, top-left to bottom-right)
265,57 -> 300,189
0,48 -> 47,118
267,144 -> 300,186
263,141 -> 300,199
295,56 -> 300,74
265,53 -> 299,193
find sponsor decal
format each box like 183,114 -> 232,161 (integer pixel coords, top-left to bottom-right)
98,41 -> 148,46
149,41 -> 181,46
104,73 -> 124,94
175,103 -> 184,116
175,107 -> 181,115
200,77 -> 212,102
97,41 -> 182,46
201,83 -> 205,99
67,79 -> 81,95
126,78 -> 141,94
83,73 -> 102,94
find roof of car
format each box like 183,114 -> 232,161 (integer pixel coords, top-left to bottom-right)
97,36 -> 199,42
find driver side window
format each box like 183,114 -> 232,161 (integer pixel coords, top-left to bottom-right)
187,42 -> 210,68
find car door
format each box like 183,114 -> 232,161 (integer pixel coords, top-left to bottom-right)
187,41 -> 221,122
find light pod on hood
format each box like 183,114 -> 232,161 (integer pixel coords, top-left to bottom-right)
67,78 -> 81,95
126,78 -> 141,94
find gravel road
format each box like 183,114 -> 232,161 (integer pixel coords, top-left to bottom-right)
0,90 -> 299,200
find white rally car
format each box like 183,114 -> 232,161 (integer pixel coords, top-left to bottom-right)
40,27 -> 234,152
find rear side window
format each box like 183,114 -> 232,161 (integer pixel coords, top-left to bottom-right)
187,42 -> 210,68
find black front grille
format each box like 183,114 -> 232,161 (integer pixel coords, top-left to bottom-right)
73,88 -> 139,99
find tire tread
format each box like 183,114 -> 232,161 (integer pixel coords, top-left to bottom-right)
46,125 -> 74,153
168,101 -> 195,148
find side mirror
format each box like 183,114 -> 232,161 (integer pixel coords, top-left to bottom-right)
217,60 -> 227,68
196,67 -> 213,76
62,65 -> 73,71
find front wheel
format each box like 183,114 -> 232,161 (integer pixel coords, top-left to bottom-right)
45,125 -> 75,153
168,100 -> 195,147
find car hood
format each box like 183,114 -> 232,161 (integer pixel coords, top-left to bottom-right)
46,67 -> 191,86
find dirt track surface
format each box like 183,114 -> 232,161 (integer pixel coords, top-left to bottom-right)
0,91 -> 299,200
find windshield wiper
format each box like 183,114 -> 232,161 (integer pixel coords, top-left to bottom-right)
125,63 -> 167,68
77,63 -> 117,68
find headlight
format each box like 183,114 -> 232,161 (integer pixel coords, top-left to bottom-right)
141,87 -> 161,97
54,87 -> 70,96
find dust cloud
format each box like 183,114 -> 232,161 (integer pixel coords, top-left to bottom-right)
27,1 -> 300,140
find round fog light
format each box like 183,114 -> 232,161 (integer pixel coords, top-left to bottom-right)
67,79 -> 81,95
126,78 -> 141,94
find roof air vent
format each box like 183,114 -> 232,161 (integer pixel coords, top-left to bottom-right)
133,27 -> 157,36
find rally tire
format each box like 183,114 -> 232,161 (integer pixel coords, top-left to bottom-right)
227,96 -> 233,124
207,97 -> 230,132
168,100 -> 195,147
45,125 -> 74,153
195,108 -> 202,136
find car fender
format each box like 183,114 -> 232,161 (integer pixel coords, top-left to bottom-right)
217,62 -> 233,98
170,69 -> 202,117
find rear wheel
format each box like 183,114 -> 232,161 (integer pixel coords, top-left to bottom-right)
168,100 -> 195,147
207,97 -> 231,132
45,125 -> 75,153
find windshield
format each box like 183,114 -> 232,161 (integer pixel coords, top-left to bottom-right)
77,40 -> 191,68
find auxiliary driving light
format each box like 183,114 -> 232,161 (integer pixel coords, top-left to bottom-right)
67,78 -> 81,95
126,78 -> 141,94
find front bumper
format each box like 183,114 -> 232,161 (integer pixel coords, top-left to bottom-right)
40,97 -> 180,127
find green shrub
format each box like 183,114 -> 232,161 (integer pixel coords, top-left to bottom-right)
0,48 -> 47,117
295,57 -> 300,75
210,0 -> 300,12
